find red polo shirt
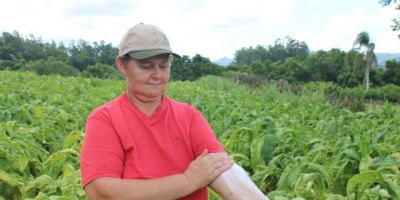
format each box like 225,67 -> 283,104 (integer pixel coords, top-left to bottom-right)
80,92 -> 224,199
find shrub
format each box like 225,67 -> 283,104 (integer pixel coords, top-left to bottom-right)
82,63 -> 120,79
20,58 -> 79,76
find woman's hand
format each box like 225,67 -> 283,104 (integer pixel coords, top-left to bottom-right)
184,149 -> 234,190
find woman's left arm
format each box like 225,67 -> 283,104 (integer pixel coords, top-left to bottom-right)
209,163 -> 269,200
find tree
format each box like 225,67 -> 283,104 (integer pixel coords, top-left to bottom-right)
0,31 -> 24,60
234,45 -> 268,65
170,54 -> 221,81
191,54 -> 221,79
83,63 -> 120,79
171,55 -> 193,81
353,31 -> 377,90
45,41 -> 69,62
283,57 -> 309,82
268,37 -> 309,62
383,60 -> 400,85
93,41 -> 119,65
306,49 -> 345,82
380,0 -> 400,38
233,37 -> 309,65
20,57 -> 79,76
68,40 -> 97,71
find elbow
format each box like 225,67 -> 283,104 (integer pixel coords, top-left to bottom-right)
85,178 -> 119,200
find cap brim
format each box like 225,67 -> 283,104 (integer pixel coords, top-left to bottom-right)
128,49 -> 181,59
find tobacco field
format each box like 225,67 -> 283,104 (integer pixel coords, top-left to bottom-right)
0,71 -> 399,200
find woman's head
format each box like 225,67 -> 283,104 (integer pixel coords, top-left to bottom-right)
116,24 -> 179,102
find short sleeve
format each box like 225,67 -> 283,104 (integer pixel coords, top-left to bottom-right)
80,109 -> 125,188
189,109 -> 224,157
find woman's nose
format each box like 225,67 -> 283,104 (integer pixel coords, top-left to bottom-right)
151,67 -> 162,79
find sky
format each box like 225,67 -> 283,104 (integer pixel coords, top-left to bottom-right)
0,0 -> 399,61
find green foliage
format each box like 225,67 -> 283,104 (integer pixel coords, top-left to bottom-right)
82,63 -> 120,79
20,58 -> 79,76
1,71 -> 399,200
383,60 -> 400,85
306,49 -> 346,82
234,45 -> 269,65
234,37 -> 309,65
228,44 -> 399,90
169,75 -> 400,199
352,31 -> 377,90
2,30 -> 400,91
0,31 -> 117,72
68,40 -> 96,71
171,54 -> 221,81
325,83 -> 400,110
0,71 -> 124,199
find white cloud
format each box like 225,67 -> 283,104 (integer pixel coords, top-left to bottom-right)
309,0 -> 322,6
292,5 -> 400,53
170,0 -> 297,59
0,0 -> 399,60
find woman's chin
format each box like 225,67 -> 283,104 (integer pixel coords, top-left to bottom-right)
141,91 -> 163,100
130,88 -> 165,102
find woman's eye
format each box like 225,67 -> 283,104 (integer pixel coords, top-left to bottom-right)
160,64 -> 169,69
140,64 -> 152,69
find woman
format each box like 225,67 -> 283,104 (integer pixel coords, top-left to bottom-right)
80,23 -> 268,200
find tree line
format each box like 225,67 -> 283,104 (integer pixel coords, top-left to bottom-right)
0,31 -> 222,80
228,35 -> 400,88
1,30 -> 399,88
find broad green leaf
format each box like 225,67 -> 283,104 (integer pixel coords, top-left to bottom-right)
346,171 -> 385,195
359,155 -> 372,172
372,157 -> 397,169
360,185 -> 387,200
32,106 -> 44,120
63,130 -> 83,150
304,162 -> 332,190
60,164 -> 79,199
43,148 -> 80,178
33,192 -> 49,200
324,193 -> 347,200
342,149 -> 360,161
359,134 -> 370,158
382,174 -> 400,199
277,164 -> 300,190
0,169 -> 23,187
274,196 -> 289,200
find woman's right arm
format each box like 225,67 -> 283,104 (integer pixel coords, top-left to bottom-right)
84,150 -> 234,200
85,174 -> 191,200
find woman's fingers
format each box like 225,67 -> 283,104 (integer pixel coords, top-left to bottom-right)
184,151 -> 234,190
198,149 -> 209,158
207,153 -> 234,175
213,157 -> 234,176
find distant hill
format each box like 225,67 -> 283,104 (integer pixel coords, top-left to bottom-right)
376,53 -> 400,67
213,57 -> 233,66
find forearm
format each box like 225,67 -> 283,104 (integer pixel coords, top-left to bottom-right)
84,150 -> 234,200
85,174 -> 195,200
209,164 -> 268,200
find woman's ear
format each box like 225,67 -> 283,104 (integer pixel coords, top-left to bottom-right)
115,57 -> 128,77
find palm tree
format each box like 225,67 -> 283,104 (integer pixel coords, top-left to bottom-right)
353,31 -> 377,90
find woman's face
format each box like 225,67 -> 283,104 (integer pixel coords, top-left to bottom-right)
118,54 -> 171,102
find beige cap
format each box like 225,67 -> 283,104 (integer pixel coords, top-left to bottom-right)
118,23 -> 180,59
